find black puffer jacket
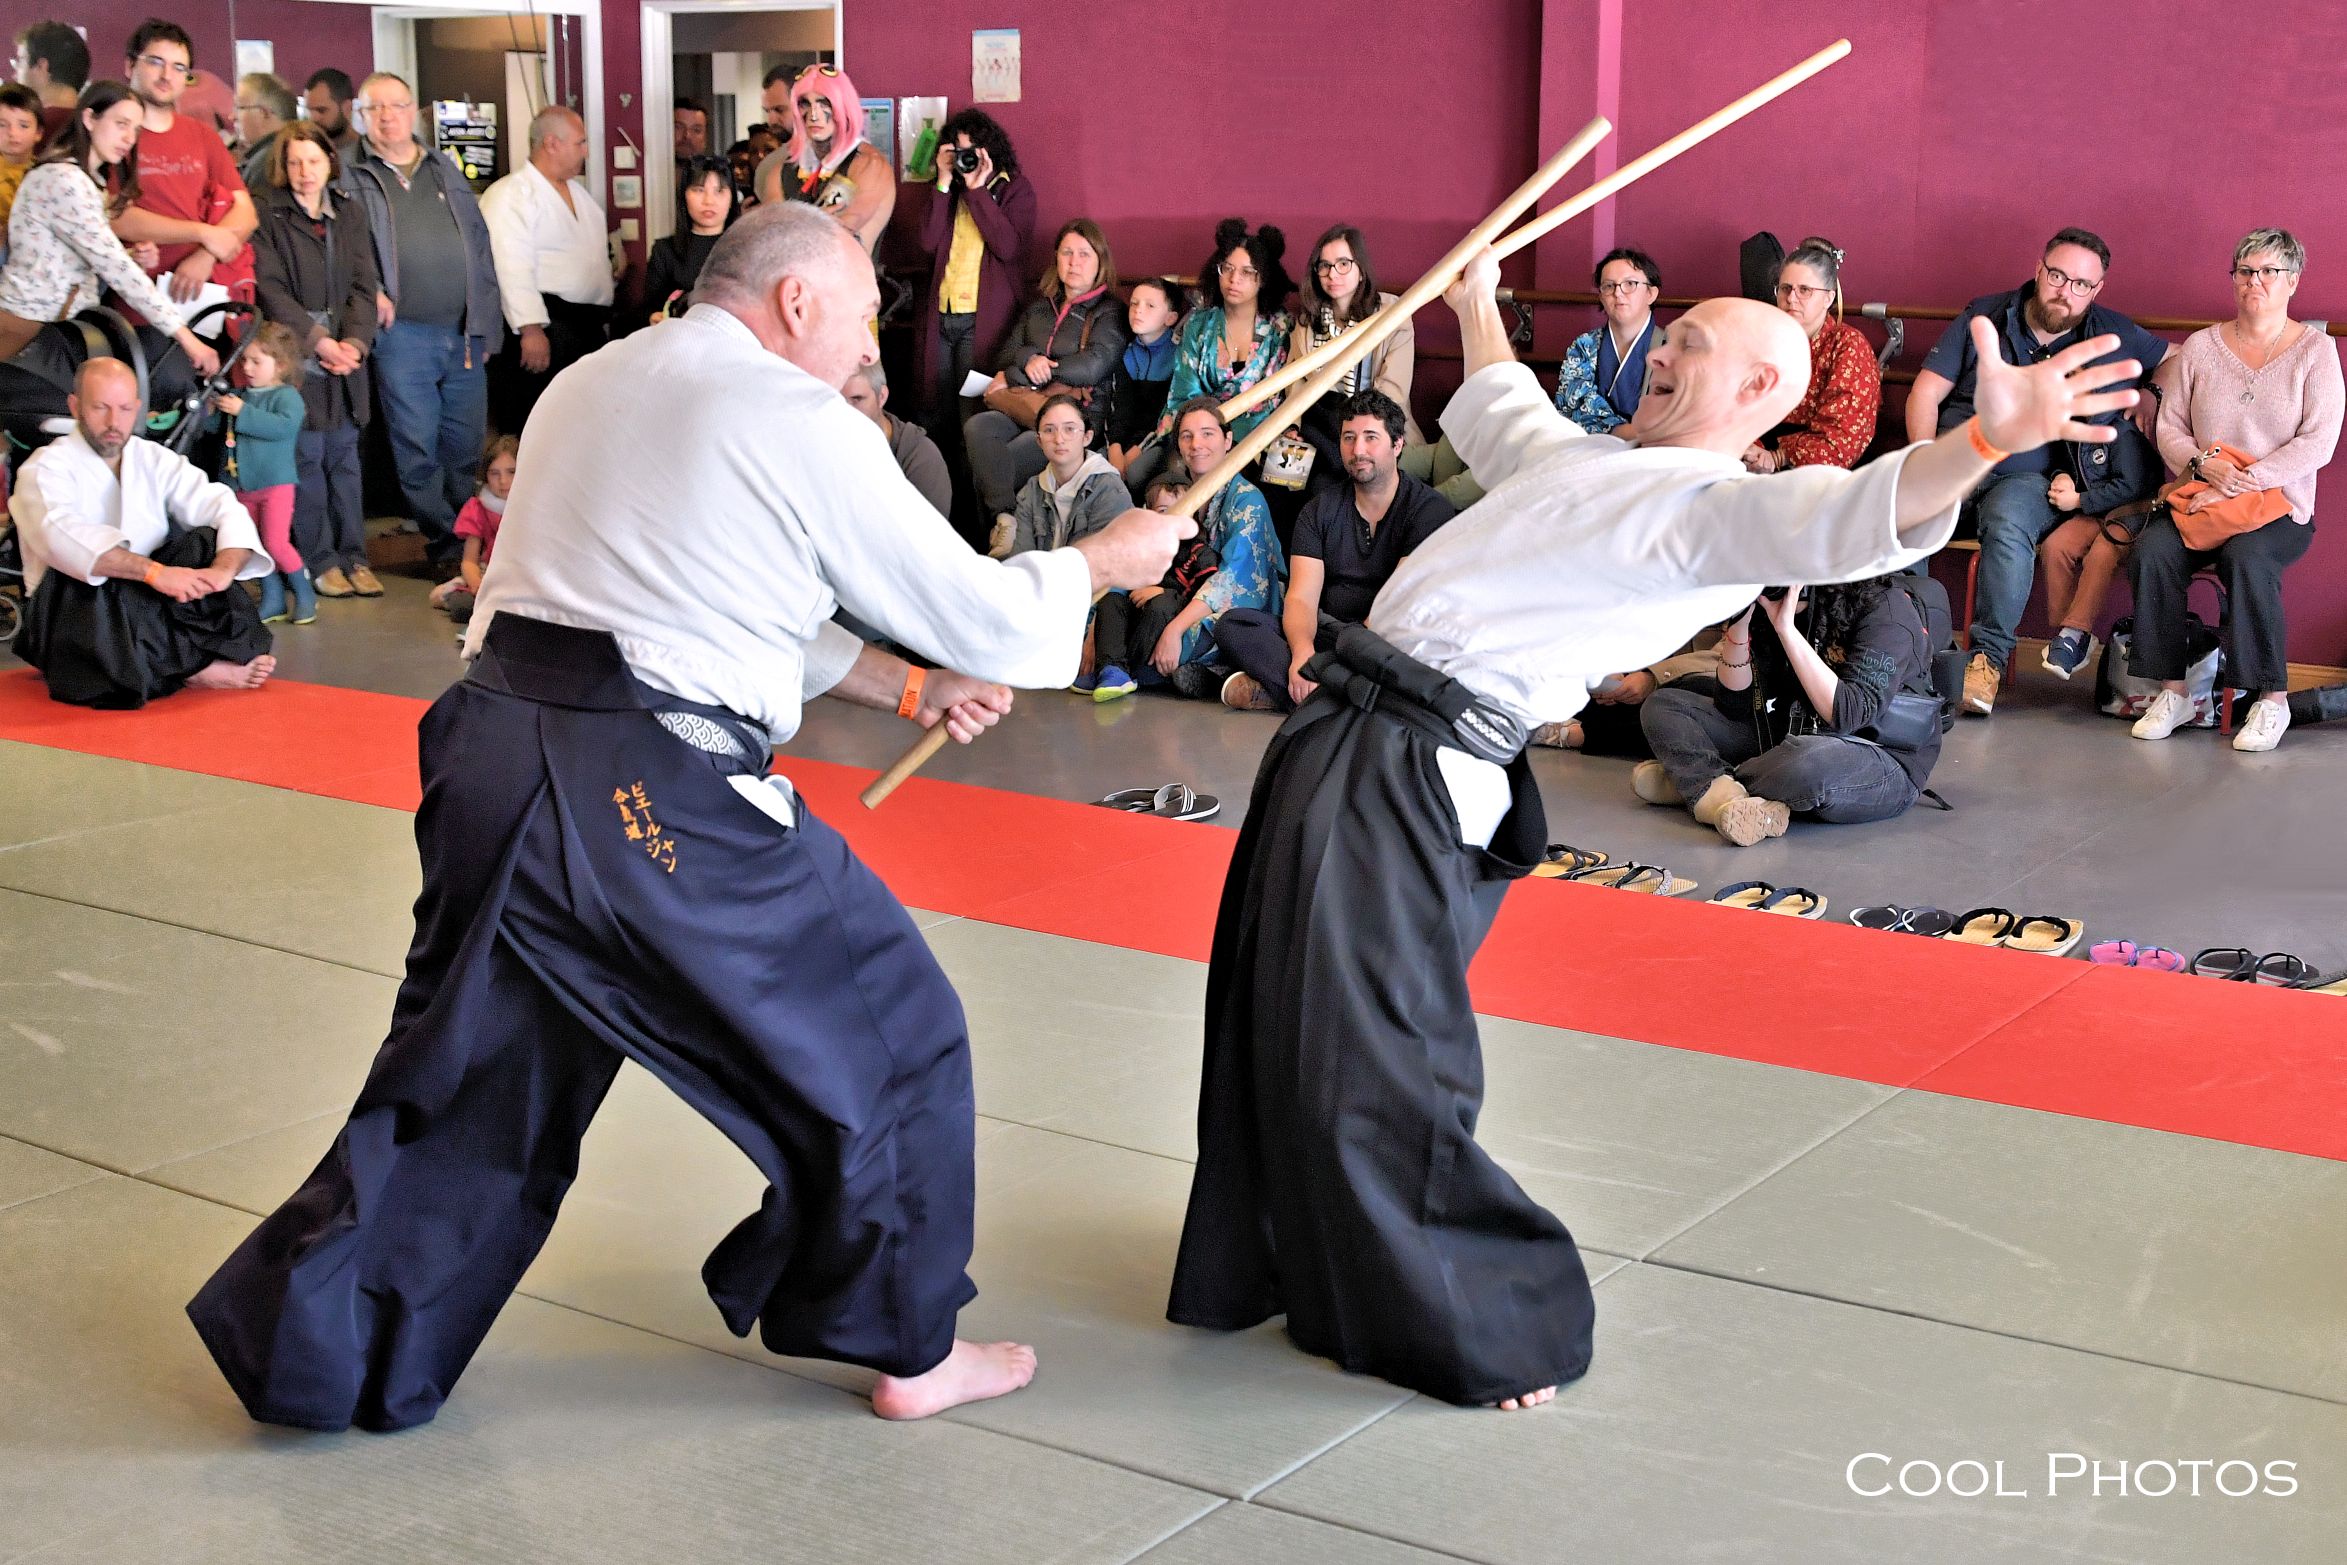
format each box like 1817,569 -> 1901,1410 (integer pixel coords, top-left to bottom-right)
995,288 -> 1128,389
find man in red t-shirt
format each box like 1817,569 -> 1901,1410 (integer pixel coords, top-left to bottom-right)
111,20 -> 256,307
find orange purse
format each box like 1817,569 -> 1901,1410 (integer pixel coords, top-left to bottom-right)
2159,442 -> 2293,549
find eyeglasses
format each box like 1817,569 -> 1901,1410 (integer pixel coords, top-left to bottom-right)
1596,279 -> 1650,295
1774,283 -> 1832,303
1217,262 -> 1259,281
367,97 -> 415,113
2233,264 -> 2296,283
2039,263 -> 2102,296
136,54 -> 195,80
1312,258 -> 1357,276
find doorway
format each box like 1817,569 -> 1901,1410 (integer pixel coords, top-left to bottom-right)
639,0 -> 840,242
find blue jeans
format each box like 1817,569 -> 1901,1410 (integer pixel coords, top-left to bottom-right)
1964,470 -> 2059,670
373,319 -> 488,560
1641,686 -> 1918,825
295,424 -> 366,573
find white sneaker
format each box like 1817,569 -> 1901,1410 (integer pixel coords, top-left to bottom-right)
2232,698 -> 2290,753
2130,689 -> 2193,741
987,513 -> 1017,559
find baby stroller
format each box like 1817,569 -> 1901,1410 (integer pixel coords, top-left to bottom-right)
0,300 -> 259,641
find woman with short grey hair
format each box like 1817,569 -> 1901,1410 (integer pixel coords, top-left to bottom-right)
2129,227 -> 2344,752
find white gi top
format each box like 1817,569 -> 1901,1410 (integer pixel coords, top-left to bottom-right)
466,305 -> 1094,741
478,162 -> 616,329
8,430 -> 270,591
1371,361 -> 1961,732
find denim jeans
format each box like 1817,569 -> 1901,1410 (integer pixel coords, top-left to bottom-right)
1964,470 -> 2059,670
962,408 -> 1045,520
295,424 -> 366,572
1640,686 -> 1918,825
372,319 -> 488,560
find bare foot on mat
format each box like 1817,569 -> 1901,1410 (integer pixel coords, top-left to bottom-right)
871,1339 -> 1038,1420
1495,1385 -> 1557,1411
188,655 -> 276,691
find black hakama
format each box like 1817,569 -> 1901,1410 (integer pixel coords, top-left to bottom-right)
14,527 -> 273,709
187,615 -> 979,1431
1168,632 -> 1597,1405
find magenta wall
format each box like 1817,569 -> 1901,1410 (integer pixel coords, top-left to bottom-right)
59,4 -> 377,104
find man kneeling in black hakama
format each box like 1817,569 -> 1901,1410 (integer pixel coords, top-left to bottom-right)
1169,249 -> 2148,1408
186,204 -> 1190,1431
10,359 -> 275,708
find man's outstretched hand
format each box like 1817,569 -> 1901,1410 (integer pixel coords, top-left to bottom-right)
1074,509 -> 1196,597
1969,316 -> 2141,458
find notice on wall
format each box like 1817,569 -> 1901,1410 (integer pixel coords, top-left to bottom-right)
898,95 -> 946,180
234,40 -> 275,81
972,29 -> 1020,103
860,98 -> 895,173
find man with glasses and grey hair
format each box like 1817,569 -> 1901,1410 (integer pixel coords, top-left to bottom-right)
1906,227 -> 2174,713
340,69 -> 502,577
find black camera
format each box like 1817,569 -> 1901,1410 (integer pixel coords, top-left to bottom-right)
952,144 -> 983,176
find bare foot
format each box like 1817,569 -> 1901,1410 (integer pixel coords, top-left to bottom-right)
188,655 -> 276,691
1495,1386 -> 1557,1411
871,1338 -> 1038,1421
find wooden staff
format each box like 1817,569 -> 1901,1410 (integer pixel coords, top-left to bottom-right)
860,119 -> 1613,811
1219,116 -> 1612,424
1489,39 -> 1850,262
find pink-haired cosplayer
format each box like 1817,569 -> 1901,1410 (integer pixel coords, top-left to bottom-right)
758,64 -> 896,251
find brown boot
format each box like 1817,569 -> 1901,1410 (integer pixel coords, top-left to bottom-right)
313,566 -> 355,598
347,564 -> 385,597
1962,651 -> 1999,716
1691,776 -> 1790,847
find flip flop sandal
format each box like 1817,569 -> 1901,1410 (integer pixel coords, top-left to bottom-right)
1093,787 -> 1161,811
2291,968 -> 2347,995
2189,947 -> 2256,980
1849,905 -> 1955,937
2253,952 -> 2312,987
1944,907 -> 2018,946
1756,886 -> 1828,919
1531,843 -> 1611,878
2001,915 -> 2083,957
1710,880 -> 1776,909
1148,783 -> 1221,823
2135,947 -> 2187,972
2089,939 -> 2139,966
1564,862 -> 1697,896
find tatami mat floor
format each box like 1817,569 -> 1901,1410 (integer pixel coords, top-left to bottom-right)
3,566 -> 2345,1562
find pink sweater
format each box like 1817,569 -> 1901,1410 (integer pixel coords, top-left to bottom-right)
2154,323 -> 2345,523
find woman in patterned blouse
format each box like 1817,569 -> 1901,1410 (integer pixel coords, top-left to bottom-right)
1744,237 -> 1881,472
1554,247 -> 1660,434
1159,218 -> 1293,443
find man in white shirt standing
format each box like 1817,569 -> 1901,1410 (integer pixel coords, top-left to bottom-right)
189,204 -> 1190,1435
1169,248 -> 2146,1414
10,359 -> 274,707
479,105 -> 614,433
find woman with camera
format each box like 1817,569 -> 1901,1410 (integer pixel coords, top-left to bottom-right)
916,107 -> 1035,537
1635,578 -> 1940,846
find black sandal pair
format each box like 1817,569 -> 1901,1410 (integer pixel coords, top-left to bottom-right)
2189,949 -> 2312,986
1710,881 -> 1828,919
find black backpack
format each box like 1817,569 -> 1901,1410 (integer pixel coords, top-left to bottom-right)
1893,572 -> 1966,735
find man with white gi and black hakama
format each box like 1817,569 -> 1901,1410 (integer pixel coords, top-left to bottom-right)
187,205 -> 1186,1431
1169,249 -> 2149,1409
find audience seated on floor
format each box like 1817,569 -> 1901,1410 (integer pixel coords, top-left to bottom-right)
843,360 -> 952,519
1124,219 -> 1292,502
1555,246 -> 1659,435
1102,277 -> 1183,477
1744,237 -> 1880,472
1905,226 -> 2172,716
1215,389 -> 1455,712
1287,224 -> 1421,492
967,217 -> 1127,552
429,433 -> 516,625
1082,397 -> 1281,702
1636,577 -> 1942,847
2128,227 -> 2344,754
10,359 -> 276,707
1530,646 -> 1722,754
1003,392 -> 1127,557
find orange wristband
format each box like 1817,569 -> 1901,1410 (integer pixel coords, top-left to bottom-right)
896,666 -> 926,719
1966,418 -> 2008,465
142,562 -> 165,588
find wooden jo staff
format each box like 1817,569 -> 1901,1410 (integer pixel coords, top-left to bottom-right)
861,37 -> 1852,809
1223,38 -> 1852,423
859,118 -> 1613,810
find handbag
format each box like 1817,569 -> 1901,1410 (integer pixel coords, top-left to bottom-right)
2095,614 -> 2226,727
2161,442 -> 2292,550
980,304 -> 1102,430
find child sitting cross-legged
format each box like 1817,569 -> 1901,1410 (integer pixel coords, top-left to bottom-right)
1079,470 -> 1220,701
430,434 -> 517,624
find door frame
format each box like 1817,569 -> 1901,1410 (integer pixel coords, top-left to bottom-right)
640,0 -> 841,241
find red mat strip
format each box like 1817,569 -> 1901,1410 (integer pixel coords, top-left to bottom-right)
4,669 -> 2343,1162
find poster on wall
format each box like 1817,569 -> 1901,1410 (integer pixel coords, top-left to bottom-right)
861,99 -> 895,175
972,29 -> 1020,104
234,40 -> 274,81
898,95 -> 946,181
